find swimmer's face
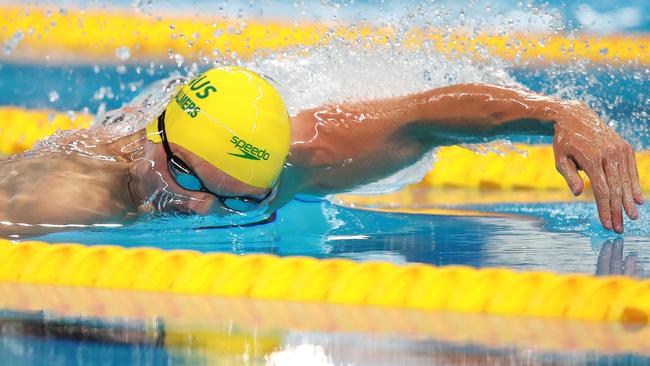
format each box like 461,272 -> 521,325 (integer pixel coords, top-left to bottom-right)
134,141 -> 270,216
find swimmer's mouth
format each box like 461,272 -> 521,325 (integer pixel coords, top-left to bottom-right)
151,191 -> 197,216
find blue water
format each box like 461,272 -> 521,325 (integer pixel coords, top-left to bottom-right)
31,195 -> 648,277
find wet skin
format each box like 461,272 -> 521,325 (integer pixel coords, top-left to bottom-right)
0,83 -> 642,237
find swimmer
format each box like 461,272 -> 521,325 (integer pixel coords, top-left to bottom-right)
0,66 -> 642,237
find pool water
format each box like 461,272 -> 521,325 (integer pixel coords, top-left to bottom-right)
32,193 -> 649,278
3,284 -> 650,366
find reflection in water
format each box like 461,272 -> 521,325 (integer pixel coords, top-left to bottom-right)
596,238 -> 645,277
33,198 -> 650,277
2,293 -> 650,366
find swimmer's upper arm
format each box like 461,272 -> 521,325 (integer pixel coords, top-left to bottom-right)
287,99 -> 430,195
0,180 -> 119,238
0,192 -> 119,238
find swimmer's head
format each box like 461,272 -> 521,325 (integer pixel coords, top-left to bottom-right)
139,67 -> 291,215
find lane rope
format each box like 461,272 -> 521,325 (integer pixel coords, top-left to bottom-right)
1,239 -> 649,325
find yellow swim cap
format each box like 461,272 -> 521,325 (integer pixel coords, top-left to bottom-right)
145,67 -> 291,189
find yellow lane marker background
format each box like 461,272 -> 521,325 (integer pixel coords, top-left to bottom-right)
0,6 -> 648,65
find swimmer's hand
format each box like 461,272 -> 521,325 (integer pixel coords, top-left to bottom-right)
553,101 -> 643,233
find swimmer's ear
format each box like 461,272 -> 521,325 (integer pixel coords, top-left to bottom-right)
555,154 -> 584,196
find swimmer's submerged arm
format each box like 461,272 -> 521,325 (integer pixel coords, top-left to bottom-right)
0,172 -> 135,238
289,83 -> 642,233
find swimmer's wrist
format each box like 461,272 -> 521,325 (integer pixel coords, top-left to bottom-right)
540,99 -> 594,130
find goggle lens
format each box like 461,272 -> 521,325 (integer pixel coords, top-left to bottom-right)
222,198 -> 261,213
174,172 -> 203,191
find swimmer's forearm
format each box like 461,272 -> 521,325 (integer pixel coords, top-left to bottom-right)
409,84 -> 564,142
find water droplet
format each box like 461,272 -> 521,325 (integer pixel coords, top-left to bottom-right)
59,7 -> 67,16
213,29 -> 224,38
116,46 -> 131,61
116,65 -> 127,74
174,53 -> 184,66
169,24 -> 175,31
3,30 -> 24,55
599,48 -> 608,56
48,91 -> 59,103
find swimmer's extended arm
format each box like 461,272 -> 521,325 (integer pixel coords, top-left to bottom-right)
0,157 -> 136,238
0,186 -> 126,239
287,84 -> 642,233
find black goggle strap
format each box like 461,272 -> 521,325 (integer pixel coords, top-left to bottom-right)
157,110 -> 175,159
159,111 -> 195,177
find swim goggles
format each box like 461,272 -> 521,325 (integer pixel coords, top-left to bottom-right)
157,111 -> 273,213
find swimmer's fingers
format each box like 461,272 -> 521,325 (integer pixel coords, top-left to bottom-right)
617,151 -> 638,221
585,162 -> 613,231
625,144 -> 644,204
555,154 -> 584,195
610,238 -> 624,274
603,158 -> 624,233
623,253 -> 640,277
596,240 -> 613,275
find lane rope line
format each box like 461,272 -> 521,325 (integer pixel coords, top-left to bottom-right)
0,239 -> 649,324
0,6 -> 648,65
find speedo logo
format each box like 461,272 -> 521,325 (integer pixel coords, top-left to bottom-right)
228,136 -> 270,161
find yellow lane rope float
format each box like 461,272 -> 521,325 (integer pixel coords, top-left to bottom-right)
0,107 -> 92,154
0,6 -> 648,66
1,239 -> 649,325
3,282 -> 650,358
2,107 -> 649,192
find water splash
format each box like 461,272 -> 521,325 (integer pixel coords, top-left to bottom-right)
3,30 -> 24,55
116,46 -> 131,61
48,91 -> 59,103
